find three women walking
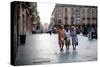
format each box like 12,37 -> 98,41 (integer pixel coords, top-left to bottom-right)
58,25 -> 78,51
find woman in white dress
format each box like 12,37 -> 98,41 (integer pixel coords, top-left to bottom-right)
64,27 -> 70,50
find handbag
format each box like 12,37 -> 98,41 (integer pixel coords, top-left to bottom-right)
76,41 -> 78,45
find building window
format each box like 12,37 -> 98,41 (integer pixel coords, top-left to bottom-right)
65,8 -> 67,17
87,8 -> 91,18
82,8 -> 85,19
65,8 -> 67,12
58,19 -> 62,24
65,17 -> 68,24
92,8 -> 97,18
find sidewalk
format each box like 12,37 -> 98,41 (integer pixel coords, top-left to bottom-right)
15,34 -> 97,65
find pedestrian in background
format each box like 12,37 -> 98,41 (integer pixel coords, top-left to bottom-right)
88,26 -> 94,40
58,25 -> 65,51
70,26 -> 78,50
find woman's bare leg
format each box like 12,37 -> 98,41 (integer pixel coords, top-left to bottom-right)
75,45 -> 76,50
61,40 -> 64,51
59,40 -> 62,50
73,44 -> 75,50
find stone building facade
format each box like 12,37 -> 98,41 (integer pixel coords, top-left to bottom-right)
50,4 -> 97,29
11,1 -> 40,65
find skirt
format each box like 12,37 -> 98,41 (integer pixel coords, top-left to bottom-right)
65,37 -> 70,46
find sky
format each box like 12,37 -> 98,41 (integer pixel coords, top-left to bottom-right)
37,2 -> 56,25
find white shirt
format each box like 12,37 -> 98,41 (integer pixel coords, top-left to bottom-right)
64,30 -> 70,40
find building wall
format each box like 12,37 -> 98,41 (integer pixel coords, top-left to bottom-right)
11,2 -> 41,65
83,8 -> 88,25
17,2 -> 39,34
51,4 -> 97,28
67,7 -> 72,25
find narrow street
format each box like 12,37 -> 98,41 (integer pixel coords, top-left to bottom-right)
15,33 -> 97,65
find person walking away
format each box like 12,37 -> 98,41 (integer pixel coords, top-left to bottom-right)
49,28 -> 52,35
64,27 -> 70,50
70,26 -> 78,50
88,26 -> 94,40
58,25 -> 65,51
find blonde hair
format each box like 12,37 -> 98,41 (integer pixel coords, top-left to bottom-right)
72,26 -> 76,30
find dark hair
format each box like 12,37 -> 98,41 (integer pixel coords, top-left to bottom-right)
65,27 -> 68,32
59,25 -> 64,29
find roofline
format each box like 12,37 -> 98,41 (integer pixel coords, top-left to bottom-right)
55,3 -> 97,8
52,3 -> 97,15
